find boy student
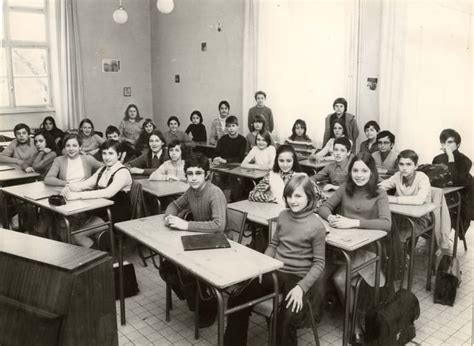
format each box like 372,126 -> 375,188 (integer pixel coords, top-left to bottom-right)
372,130 -> 398,175
0,123 -> 37,168
359,120 -> 380,154
247,90 -> 274,133
209,100 -> 231,145
323,97 -> 359,146
311,137 -> 352,191
162,152 -> 227,328
94,126 -> 139,163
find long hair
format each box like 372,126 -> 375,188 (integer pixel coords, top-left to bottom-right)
290,119 -> 310,141
34,129 -> 57,152
124,104 -> 143,121
78,118 -> 96,137
330,119 -> 347,139
345,152 -> 379,198
272,144 -> 302,173
41,116 -> 59,131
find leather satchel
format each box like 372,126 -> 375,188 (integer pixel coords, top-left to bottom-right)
434,254 -> 462,306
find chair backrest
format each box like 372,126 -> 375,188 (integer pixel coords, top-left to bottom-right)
129,180 -> 150,219
226,208 -> 247,243
267,217 -> 278,244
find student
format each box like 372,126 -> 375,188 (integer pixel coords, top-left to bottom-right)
0,123 -> 37,168
61,140 -> 133,247
209,100 -> 230,145
149,140 -> 186,181
163,116 -> 195,148
41,116 -> 65,153
249,144 -> 325,208
285,119 -> 315,159
135,118 -> 156,153
323,97 -> 359,146
78,118 -> 105,156
318,152 -> 391,343
359,120 -> 380,154
127,129 -> 167,176
311,137 -> 352,191
241,131 -> 276,171
247,90 -> 274,133
94,126 -> 139,164
225,175 -> 326,346
24,130 -> 58,178
119,104 -> 145,146
185,110 -> 207,142
246,114 -> 275,152
312,119 -> 349,160
163,152 -> 227,327
372,130 -> 398,175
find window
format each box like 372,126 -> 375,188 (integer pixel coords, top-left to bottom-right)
1,0 -> 52,112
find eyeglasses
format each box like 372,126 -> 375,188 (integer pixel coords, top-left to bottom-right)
185,171 -> 205,177
377,141 -> 391,145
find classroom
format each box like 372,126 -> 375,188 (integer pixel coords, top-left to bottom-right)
0,0 -> 472,345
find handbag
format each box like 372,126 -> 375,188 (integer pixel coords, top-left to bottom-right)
416,163 -> 452,188
48,194 -> 66,206
433,254 -> 461,306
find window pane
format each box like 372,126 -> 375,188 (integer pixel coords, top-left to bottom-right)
12,48 -> 48,76
0,49 -> 7,77
13,77 -> 49,106
9,0 -> 45,9
9,11 -> 46,41
0,78 -> 10,107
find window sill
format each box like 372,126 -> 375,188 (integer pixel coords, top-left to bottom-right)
0,108 -> 55,115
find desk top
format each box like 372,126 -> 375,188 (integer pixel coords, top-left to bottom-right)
115,215 -> 283,288
0,228 -> 107,271
1,181 -> 114,216
228,166 -> 268,179
389,202 -> 438,218
442,186 -> 465,194
228,200 -> 285,225
138,180 -> 189,198
0,164 -> 39,183
299,159 -> 332,170
194,141 -> 216,149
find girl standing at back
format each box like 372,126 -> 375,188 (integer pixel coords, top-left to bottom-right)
225,175 -> 326,346
185,110 -> 207,142
78,118 -> 105,156
119,104 -> 145,146
135,118 -> 156,153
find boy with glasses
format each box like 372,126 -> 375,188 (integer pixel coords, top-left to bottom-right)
372,130 -> 398,175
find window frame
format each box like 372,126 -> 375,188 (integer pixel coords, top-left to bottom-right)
1,0 -> 54,114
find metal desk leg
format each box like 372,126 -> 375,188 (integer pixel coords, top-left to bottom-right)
341,250 -> 352,346
194,284 -> 199,340
64,216 -> 72,244
106,207 -> 115,257
374,241 -> 382,304
271,272 -> 279,346
407,218 -> 416,292
1,190 -> 10,229
215,289 -> 225,346
426,212 -> 436,291
452,191 -> 461,257
118,232 -> 126,325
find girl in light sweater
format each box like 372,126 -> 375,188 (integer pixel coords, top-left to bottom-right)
149,140 -> 186,182
241,131 -> 276,171
225,175 -> 326,346
78,118 -> 105,155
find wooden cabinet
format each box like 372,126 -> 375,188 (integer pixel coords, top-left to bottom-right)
0,229 -> 118,346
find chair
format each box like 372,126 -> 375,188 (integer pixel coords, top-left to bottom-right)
225,208 -> 248,243
252,218 -> 320,346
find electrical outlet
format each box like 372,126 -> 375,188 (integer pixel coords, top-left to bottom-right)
175,74 -> 180,83
201,42 -> 207,52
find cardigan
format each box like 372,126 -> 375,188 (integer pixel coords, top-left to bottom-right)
185,123 -> 207,142
44,155 -> 103,186
119,119 -> 145,145
248,105 -> 274,132
208,117 -> 228,145
127,149 -> 168,176
372,150 -> 399,174
165,181 -> 227,232
163,130 -> 195,148
241,145 -> 276,171
265,209 -> 326,293
213,134 -> 247,163
323,112 -> 359,146
379,171 -> 431,205
318,184 -> 391,231
80,134 -> 105,154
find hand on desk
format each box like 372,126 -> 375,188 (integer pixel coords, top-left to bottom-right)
61,186 -> 81,200
130,167 -> 145,175
328,214 -> 360,229
164,215 -> 189,230
24,167 -> 35,173
285,285 -> 304,313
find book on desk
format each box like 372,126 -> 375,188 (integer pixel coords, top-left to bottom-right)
181,233 -> 231,251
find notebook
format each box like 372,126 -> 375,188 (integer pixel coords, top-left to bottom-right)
181,233 -> 231,251
24,187 -> 58,201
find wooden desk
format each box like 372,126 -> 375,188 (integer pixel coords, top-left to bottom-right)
0,164 -> 39,186
194,141 -> 216,149
138,180 -> 189,198
442,186 -> 466,256
0,229 -> 117,345
212,165 -> 268,180
1,182 -> 115,254
228,200 -> 285,225
115,215 -> 283,346
299,158 -> 332,174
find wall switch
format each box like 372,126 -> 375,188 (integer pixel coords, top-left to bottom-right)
175,74 -> 180,83
201,42 -> 207,52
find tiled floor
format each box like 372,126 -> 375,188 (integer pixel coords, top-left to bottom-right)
117,223 -> 473,345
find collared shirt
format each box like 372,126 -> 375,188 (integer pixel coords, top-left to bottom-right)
402,173 -> 416,187
312,158 -> 350,186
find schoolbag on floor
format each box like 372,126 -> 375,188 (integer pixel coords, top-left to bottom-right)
416,163 -> 452,188
433,254 -> 461,306
365,289 -> 420,346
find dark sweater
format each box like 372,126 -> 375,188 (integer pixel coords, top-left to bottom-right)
185,123 -> 207,142
265,209 -> 326,293
127,150 -> 168,175
213,134 -> 247,163
432,150 -> 472,186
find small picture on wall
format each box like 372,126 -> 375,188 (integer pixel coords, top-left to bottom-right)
102,59 -> 120,73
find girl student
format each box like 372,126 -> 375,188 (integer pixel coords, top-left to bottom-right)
61,139 -> 132,247
285,119 -> 315,159
224,174 -> 326,346
78,118 -> 105,156
312,119 -> 350,161
241,131 -> 276,171
249,144 -> 325,208
119,104 -> 145,146
41,116 -> 65,153
135,118 -> 156,153
163,116 -> 195,148
127,129 -> 168,176
149,140 -> 186,182
318,152 -> 391,344
245,114 -> 275,153
24,130 -> 58,178
185,110 -> 207,142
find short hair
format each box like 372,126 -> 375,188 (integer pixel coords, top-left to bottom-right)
41,116 -> 59,130
364,120 -> 380,132
105,125 -> 120,136
148,129 -> 166,146
225,115 -> 238,126
377,130 -> 395,144
273,144 -> 302,173
283,174 -> 316,213
184,152 -> 210,174
190,110 -> 203,123
14,123 -> 30,135
398,149 -> 419,165
167,116 -> 180,127
256,131 -> 272,146
439,128 -> 461,146
34,129 -> 57,151
290,119 -> 310,141
100,139 -> 123,154
334,137 -> 352,152
254,90 -> 267,100
124,104 -> 143,121
346,152 -> 379,198
167,139 -> 185,159
333,97 -> 348,112
79,118 -> 95,135
63,133 -> 82,147
251,114 -> 266,132
218,100 -> 230,110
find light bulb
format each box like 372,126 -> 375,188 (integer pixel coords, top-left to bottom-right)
157,0 -> 174,14
113,6 -> 128,24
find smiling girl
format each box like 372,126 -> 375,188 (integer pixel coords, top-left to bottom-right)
149,140 -> 186,182
78,118 -> 105,155
135,118 -> 156,153
163,116 -> 195,149
24,130 -> 57,178
241,131 -> 276,171
119,104 -> 145,146
127,129 -> 168,176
